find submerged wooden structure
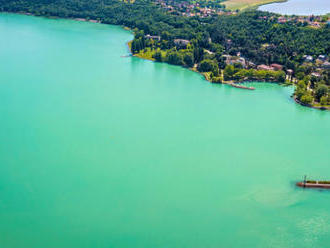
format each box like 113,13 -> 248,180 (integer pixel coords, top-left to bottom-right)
229,83 -> 255,90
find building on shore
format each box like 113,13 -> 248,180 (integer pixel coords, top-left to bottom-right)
270,63 -> 283,71
321,61 -> 330,69
174,39 -> 190,48
145,35 -> 161,41
257,64 -> 273,71
303,55 -> 314,62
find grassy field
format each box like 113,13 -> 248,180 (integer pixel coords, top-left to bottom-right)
224,0 -> 286,11
127,42 -> 167,61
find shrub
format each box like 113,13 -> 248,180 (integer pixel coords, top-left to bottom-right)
300,93 -> 313,105
320,96 -> 329,106
315,84 -> 328,102
183,53 -> 194,67
198,59 -> 217,72
166,51 -> 184,65
153,51 -> 162,62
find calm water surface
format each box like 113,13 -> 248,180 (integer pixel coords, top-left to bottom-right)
259,0 -> 330,15
0,13 -> 330,248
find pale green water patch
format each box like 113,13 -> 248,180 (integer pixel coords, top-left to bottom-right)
258,0 -> 330,15
0,13 -> 330,248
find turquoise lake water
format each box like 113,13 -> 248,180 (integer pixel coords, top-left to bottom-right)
0,13 -> 330,248
259,0 -> 330,15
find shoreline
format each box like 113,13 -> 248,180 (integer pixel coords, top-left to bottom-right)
2,12 -> 328,111
131,48 -> 329,110
293,96 -> 330,111
131,48 -> 277,89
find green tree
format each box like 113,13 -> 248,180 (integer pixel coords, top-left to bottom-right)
275,71 -> 286,82
216,54 -> 226,69
315,85 -> 328,102
135,30 -> 145,40
295,72 -> 305,80
161,31 -> 170,40
223,65 -> 235,81
153,51 -> 162,62
300,93 -> 313,105
255,70 -> 267,80
297,80 -> 306,89
198,59 -> 218,73
166,51 -> 184,65
233,69 -> 247,81
320,96 -> 328,106
131,40 -> 137,54
183,53 -> 194,67
193,47 -> 204,63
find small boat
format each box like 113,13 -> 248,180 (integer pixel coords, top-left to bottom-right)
296,176 -> 330,189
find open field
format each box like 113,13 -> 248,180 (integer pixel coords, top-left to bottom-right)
224,0 -> 286,11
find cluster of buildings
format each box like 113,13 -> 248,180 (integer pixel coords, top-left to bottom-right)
144,33 -> 329,81
174,39 -> 190,47
304,54 -> 330,69
303,54 -> 330,78
224,52 -> 329,78
145,35 -> 190,48
224,54 -> 285,72
154,0 -> 236,18
223,54 -> 248,68
74,18 -> 100,23
145,35 -> 191,49
145,34 -> 161,41
223,53 -> 283,71
257,64 -> 283,71
259,15 -> 330,28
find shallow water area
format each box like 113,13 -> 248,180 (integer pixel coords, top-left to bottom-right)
258,0 -> 330,15
0,13 -> 330,248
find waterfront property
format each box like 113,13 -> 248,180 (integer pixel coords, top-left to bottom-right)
174,39 -> 190,48
145,34 -> 161,41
